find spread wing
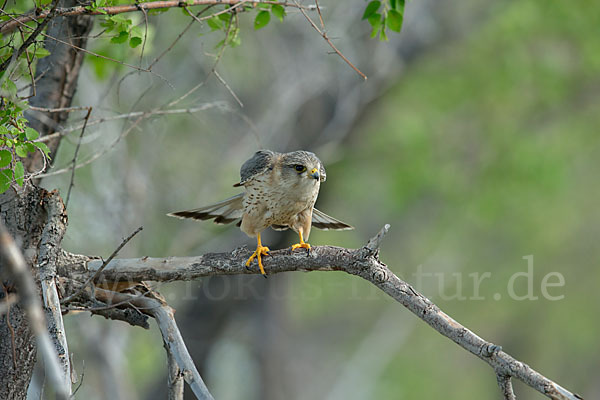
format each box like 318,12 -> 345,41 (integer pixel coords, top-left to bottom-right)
167,194 -> 243,225
311,208 -> 354,230
234,150 -> 277,187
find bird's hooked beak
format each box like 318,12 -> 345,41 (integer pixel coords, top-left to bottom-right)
310,168 -> 320,180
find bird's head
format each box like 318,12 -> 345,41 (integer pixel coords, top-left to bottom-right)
280,151 -> 326,185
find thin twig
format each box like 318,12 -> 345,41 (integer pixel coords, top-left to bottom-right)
0,9 -> 158,75
38,114 -> 145,178
29,105 -> 91,113
35,102 -> 230,143
60,226 -> 143,304
0,0 -> 59,73
293,0 -> 367,80
0,293 -> 18,316
65,107 -> 92,209
214,70 -> 243,108
17,28 -> 36,99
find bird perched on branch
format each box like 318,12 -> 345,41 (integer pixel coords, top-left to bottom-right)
168,150 -> 353,275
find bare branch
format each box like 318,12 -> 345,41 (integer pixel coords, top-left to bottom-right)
0,221 -> 70,399
167,350 -> 185,400
293,0 -> 367,80
88,287 -> 214,399
497,373 -> 517,400
65,106 -> 92,208
57,226 -> 582,400
35,191 -> 71,395
144,296 -> 214,400
60,226 -> 143,304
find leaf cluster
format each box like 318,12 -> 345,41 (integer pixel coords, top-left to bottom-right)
362,0 -> 405,41
100,14 -> 144,48
0,98 -> 50,193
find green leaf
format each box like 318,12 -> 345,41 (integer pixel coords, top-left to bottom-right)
33,47 -> 50,58
387,9 -> 403,32
129,36 -> 142,48
390,0 -> 397,9
25,142 -> 35,154
0,169 -> 12,194
254,10 -> 270,30
368,13 -> 382,29
33,141 -> 51,159
218,12 -> 231,22
0,150 -> 11,168
1,79 -> 17,97
15,144 -> 28,158
14,161 -> 24,186
207,16 -> 223,31
271,4 -> 286,22
362,1 -> 381,20
111,31 -> 129,44
25,127 -> 39,140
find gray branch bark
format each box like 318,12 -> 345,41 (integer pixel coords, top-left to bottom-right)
0,220 -> 70,399
57,226 -> 582,400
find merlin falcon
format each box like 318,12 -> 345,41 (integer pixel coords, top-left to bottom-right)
168,150 -> 353,275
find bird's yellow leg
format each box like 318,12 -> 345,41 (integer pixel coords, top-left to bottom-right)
291,231 -> 311,251
246,233 -> 270,275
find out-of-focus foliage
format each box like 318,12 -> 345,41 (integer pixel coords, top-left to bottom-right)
299,0 -> 600,398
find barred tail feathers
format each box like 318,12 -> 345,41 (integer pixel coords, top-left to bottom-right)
311,208 -> 354,230
168,194 -> 244,225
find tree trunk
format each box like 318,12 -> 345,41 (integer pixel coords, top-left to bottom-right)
0,0 -> 92,396
25,0 -> 93,172
0,186 -> 49,399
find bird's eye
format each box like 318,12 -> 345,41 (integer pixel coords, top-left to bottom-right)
295,165 -> 307,172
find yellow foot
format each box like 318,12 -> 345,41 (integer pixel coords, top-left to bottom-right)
291,242 -> 311,252
246,245 -> 270,275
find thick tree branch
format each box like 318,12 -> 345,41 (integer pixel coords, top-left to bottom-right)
86,285 -> 214,400
57,226 -> 582,399
36,191 -> 71,394
0,221 -> 70,400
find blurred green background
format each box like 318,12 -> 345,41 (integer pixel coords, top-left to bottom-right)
30,0 -> 600,398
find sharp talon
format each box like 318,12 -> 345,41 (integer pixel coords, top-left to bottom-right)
291,242 -> 311,252
246,244 -> 270,275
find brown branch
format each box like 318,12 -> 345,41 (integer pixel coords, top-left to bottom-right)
58,226 -> 582,400
0,0 -> 315,35
293,0 -> 367,80
0,0 -> 59,73
0,9 -> 154,74
65,106 -> 92,209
